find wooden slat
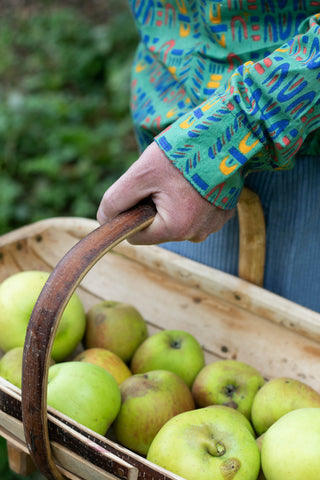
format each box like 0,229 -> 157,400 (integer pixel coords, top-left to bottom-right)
2,428 -> 121,480
0,381 -> 139,480
6,440 -> 36,477
0,376 -> 182,480
113,242 -> 320,345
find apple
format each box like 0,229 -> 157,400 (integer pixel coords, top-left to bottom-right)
73,347 -> 132,385
0,346 -> 25,389
251,376 -> 320,435
85,300 -> 148,363
113,369 -> 195,456
130,329 -> 205,388
0,346 -> 55,389
0,270 -> 86,362
47,361 -> 121,435
261,407 -> 320,480
192,359 -> 265,419
147,405 -> 260,480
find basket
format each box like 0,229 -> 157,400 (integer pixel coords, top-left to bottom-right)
0,189 -> 319,480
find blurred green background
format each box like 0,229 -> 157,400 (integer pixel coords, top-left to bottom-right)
0,1 -> 138,478
0,0 -> 139,236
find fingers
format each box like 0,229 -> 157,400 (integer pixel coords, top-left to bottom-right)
96,166 -> 150,224
125,192 -> 235,245
96,142 -> 161,224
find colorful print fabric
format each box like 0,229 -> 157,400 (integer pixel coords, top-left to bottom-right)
129,1 -> 320,209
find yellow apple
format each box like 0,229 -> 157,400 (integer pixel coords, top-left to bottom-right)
0,270 -> 86,362
113,369 -> 195,456
85,300 -> 148,363
73,347 -> 132,385
131,329 -> 205,388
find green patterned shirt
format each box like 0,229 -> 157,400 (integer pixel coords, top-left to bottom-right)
129,1 -> 320,208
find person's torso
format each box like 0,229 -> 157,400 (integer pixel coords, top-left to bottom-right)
128,0 -> 319,149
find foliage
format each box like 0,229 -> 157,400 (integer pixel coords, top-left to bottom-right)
0,436 -> 45,480
0,5 -> 139,234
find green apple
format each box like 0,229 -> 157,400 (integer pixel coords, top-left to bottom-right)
251,376 -> 320,435
47,361 -> 121,435
192,359 -> 265,419
0,346 -> 25,389
0,346 -> 55,389
0,347 -> 25,388
147,405 -> 260,480
130,329 -> 205,388
113,369 -> 195,456
85,300 -> 148,363
0,270 -> 86,362
73,347 -> 132,385
261,407 -> 320,480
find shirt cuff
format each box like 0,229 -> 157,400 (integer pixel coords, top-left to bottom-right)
155,93 -> 271,210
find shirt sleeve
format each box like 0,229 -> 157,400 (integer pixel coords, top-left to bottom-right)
155,14 -> 320,210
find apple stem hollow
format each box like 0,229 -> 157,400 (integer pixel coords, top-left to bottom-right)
224,384 -> 237,397
170,339 -> 181,349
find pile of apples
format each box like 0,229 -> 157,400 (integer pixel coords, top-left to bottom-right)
0,270 -> 320,480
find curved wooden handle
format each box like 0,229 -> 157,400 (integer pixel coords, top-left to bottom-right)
21,202 -> 156,480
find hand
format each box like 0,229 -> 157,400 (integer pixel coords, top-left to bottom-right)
97,141 -> 235,245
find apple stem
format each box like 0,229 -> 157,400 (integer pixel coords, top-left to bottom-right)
207,440 -> 226,457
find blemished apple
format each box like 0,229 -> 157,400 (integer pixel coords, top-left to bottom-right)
47,361 -> 121,435
130,329 -> 205,388
73,347 -> 132,385
85,300 -> 148,363
192,359 -> 265,419
251,376 -> 320,435
113,369 -> 195,456
261,407 -> 320,480
147,405 -> 260,480
0,346 -> 55,389
0,270 -> 86,362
